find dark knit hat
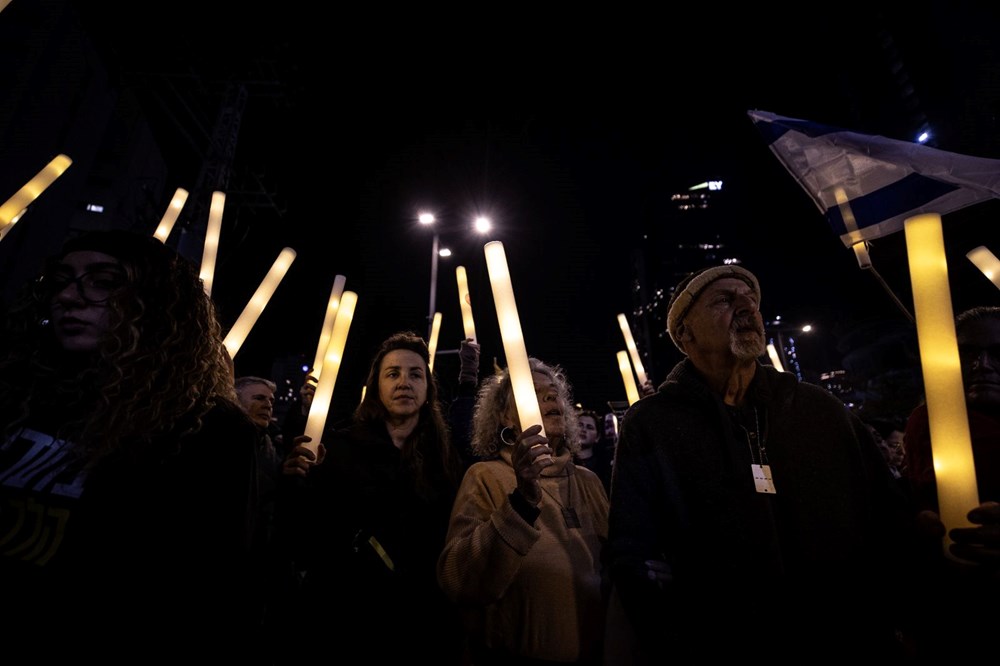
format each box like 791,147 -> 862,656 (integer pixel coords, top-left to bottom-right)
666,265 -> 760,352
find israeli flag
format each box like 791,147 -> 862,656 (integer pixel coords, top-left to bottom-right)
748,110 -> 1000,247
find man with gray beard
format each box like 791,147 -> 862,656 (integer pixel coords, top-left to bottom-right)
604,265 -> 915,663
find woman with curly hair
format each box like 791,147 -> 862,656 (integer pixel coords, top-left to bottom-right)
279,331 -> 465,664
437,358 -> 609,665
0,230 -> 260,659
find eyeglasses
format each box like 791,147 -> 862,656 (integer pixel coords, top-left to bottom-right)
34,268 -> 127,305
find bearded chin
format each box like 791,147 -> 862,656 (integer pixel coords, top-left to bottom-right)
730,332 -> 766,361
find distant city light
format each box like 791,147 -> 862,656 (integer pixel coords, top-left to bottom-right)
801,324 -> 813,333
916,130 -> 931,143
86,203 -> 104,213
439,247 -> 452,257
474,216 -> 492,233
418,212 -> 435,225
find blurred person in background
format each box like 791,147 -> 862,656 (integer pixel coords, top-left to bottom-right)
575,408 -> 612,493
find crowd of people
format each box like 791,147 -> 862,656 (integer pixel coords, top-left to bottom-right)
0,228 -> 997,663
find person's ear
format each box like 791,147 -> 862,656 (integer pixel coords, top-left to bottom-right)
676,321 -> 693,347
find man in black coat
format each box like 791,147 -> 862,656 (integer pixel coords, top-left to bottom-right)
605,265 -> 915,662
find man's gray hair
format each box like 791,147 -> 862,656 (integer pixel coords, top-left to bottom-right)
234,376 -> 276,392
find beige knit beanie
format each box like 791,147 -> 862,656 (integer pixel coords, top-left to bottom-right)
666,265 -> 760,353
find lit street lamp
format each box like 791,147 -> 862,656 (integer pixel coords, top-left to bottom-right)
418,211 -> 491,339
420,213 -> 440,337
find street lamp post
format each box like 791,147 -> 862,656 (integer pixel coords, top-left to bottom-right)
428,231 -> 440,339
419,212 -> 441,339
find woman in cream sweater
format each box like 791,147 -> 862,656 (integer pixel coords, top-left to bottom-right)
437,358 -> 609,665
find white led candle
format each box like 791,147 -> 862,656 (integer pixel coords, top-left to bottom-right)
617,313 -> 648,386
310,275 -> 347,381
456,265 -> 477,343
153,188 -> 188,243
222,247 -> 297,358
484,241 -> 545,438
967,246 -> 1000,290
303,291 -> 358,456
617,351 -> 641,405
904,213 -> 979,548
428,312 -> 442,372
0,154 -> 72,240
199,191 -> 225,296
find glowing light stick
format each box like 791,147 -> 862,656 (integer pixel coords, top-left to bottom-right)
967,246 -> 1000,291
456,265 -> 477,342
617,351 -> 640,405
428,312 -> 442,372
484,241 -> 545,438
617,313 -> 648,386
0,154 -> 72,240
222,247 -> 296,358
200,191 -> 225,296
904,213 -> 979,548
310,275 -> 347,381
303,291 -> 358,455
766,343 -> 785,372
153,188 -> 188,242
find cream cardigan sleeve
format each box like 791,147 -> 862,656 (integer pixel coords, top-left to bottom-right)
437,461 -> 541,604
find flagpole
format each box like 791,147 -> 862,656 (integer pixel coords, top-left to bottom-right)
862,260 -> 915,324
840,184 -> 914,323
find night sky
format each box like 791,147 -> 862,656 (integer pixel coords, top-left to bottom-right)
15,2 -> 1000,415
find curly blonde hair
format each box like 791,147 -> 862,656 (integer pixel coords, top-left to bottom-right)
0,230 -> 238,465
469,357 -> 580,459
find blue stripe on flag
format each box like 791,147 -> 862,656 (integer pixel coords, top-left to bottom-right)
748,109 -> 1000,246
824,173 -> 960,236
